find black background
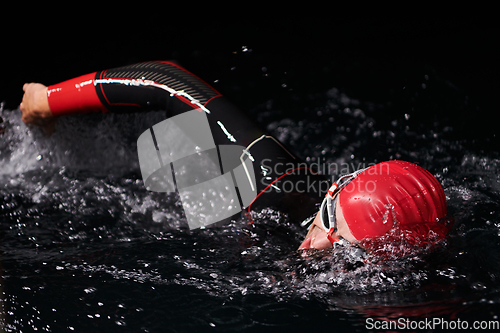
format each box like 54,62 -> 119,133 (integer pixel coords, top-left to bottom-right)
1,10 -> 498,146
1,9 -> 499,332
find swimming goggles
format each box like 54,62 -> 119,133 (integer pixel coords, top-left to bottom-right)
318,168 -> 367,244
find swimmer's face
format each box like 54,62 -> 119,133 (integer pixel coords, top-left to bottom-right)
298,198 -> 357,250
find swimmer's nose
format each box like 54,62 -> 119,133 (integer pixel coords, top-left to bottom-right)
298,227 -> 333,250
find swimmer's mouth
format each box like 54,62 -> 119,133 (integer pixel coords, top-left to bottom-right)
298,223 -> 342,250
298,236 -> 312,250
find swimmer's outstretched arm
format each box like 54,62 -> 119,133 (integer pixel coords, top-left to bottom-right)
20,61 -> 223,124
20,60 -> 266,147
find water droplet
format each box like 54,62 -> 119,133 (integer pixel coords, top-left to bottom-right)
382,204 -> 396,225
471,282 -> 487,290
84,287 -> 96,294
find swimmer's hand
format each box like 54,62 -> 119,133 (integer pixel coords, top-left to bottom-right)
20,83 -> 56,136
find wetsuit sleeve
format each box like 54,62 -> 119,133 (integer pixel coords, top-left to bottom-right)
47,73 -> 109,115
46,61 -> 222,117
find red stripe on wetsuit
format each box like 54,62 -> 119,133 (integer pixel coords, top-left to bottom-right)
47,72 -> 107,116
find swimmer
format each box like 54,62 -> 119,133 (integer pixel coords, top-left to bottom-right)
19,61 -> 452,254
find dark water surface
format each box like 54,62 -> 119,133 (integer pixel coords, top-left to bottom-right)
1,15 -> 499,332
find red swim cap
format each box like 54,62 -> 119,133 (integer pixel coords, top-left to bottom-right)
339,160 -> 448,241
